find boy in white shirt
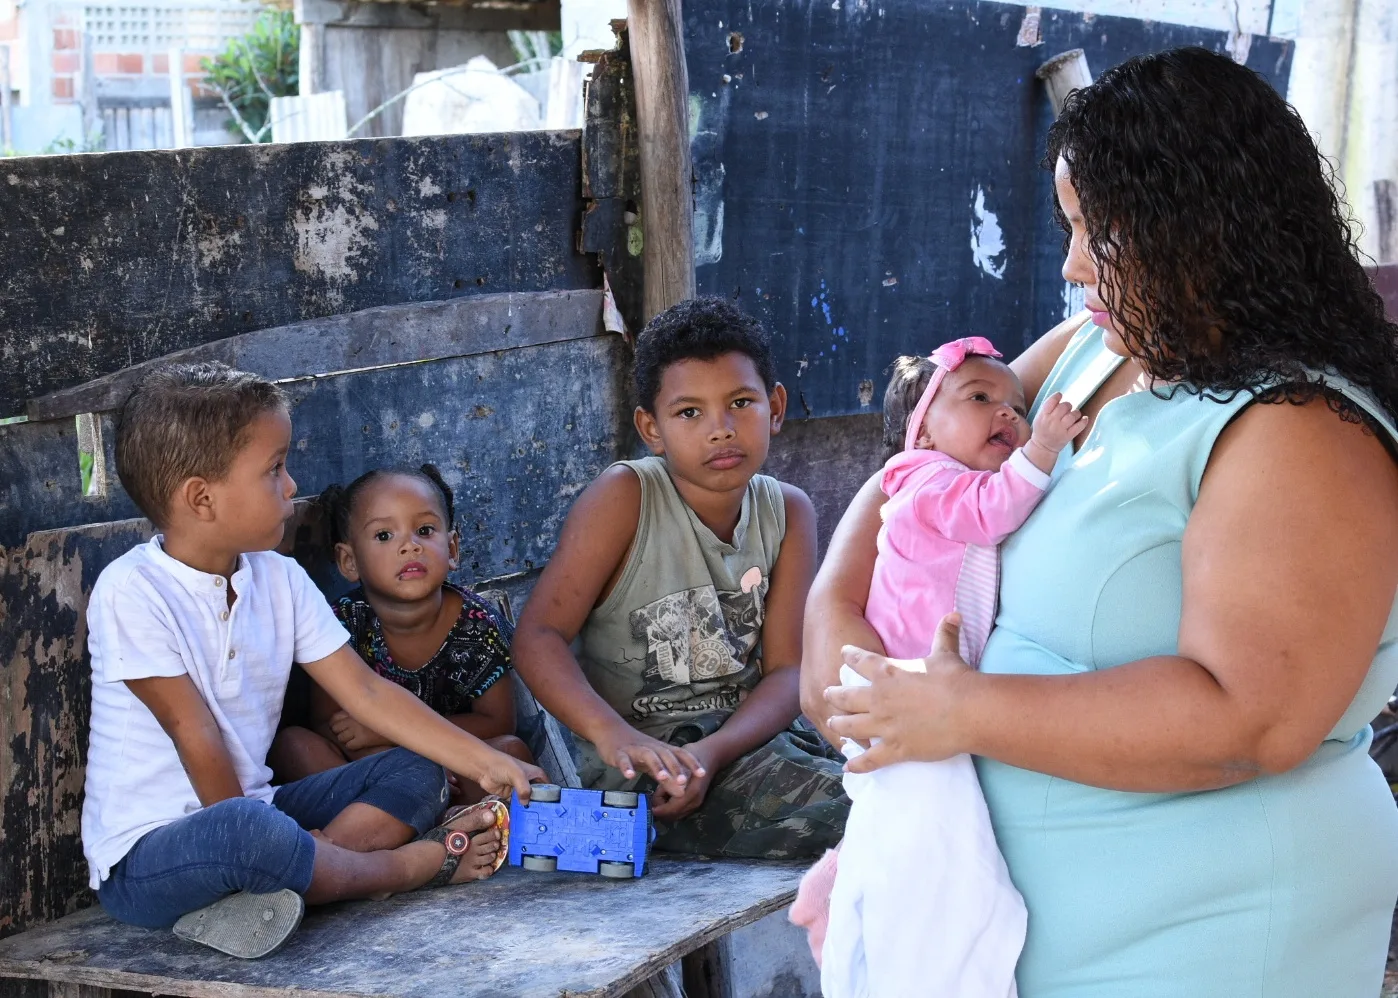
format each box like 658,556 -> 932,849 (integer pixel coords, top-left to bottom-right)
83,362 -> 543,958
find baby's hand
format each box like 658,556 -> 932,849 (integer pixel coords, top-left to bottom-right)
1028,393 -> 1089,464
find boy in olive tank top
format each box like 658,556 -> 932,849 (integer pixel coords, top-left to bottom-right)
515,298 -> 848,859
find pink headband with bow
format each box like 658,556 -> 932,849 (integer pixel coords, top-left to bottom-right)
902,336 -> 1003,452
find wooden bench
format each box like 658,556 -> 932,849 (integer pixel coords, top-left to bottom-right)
0,289 -> 838,998
0,858 -> 805,998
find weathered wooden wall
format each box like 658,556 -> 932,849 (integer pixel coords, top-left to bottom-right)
0,132 -> 599,419
0,293 -> 632,941
683,0 -> 1294,416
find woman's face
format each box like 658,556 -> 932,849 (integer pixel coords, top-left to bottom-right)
1055,156 -> 1132,358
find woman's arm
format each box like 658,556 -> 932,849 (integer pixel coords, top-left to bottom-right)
800,474 -> 888,744
829,399 -> 1398,791
801,319 -> 1090,747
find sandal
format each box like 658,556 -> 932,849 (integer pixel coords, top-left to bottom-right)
172,888 -> 304,959
417,798 -> 511,889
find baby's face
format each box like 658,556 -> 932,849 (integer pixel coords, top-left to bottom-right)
915,357 -> 1030,471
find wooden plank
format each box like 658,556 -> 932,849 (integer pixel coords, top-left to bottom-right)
48,984 -> 114,998
681,936 -> 734,998
0,521 -> 156,940
626,0 -> 696,320
580,24 -> 644,337
295,0 -> 561,31
0,860 -> 803,998
0,132 -> 598,419
27,289 -> 605,422
4,326 -> 625,551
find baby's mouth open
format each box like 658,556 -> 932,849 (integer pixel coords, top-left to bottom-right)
988,429 -> 1016,450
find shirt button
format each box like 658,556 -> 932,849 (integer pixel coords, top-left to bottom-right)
214,578 -> 224,588
228,649 -> 236,659
221,611 -> 229,621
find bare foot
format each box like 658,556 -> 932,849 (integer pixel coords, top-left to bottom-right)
436,803 -> 507,886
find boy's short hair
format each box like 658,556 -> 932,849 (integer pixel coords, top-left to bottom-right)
115,362 -> 287,527
882,355 -> 937,461
632,297 -> 777,411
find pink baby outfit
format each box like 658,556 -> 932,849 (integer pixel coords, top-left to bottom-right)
868,445 -> 1050,664
795,337 -> 1050,998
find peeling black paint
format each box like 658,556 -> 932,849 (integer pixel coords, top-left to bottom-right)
0,132 -> 600,418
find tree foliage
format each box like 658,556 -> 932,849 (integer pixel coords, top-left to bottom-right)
201,10 -> 299,143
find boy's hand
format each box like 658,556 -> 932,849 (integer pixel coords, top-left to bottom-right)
594,723 -> 705,796
329,711 -> 392,753
470,749 -> 546,802
650,739 -> 719,821
1026,392 -> 1089,471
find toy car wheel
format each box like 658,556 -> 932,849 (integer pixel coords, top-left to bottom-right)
601,791 -> 639,808
598,860 -> 635,879
522,855 -> 559,872
529,785 -> 562,803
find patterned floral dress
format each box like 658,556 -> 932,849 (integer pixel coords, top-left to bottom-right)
333,583 -> 512,715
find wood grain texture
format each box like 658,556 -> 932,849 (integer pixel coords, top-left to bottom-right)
581,24 -> 645,338
626,0 -> 696,319
0,521 -> 156,941
0,133 -> 598,419
0,860 -> 802,998
27,289 -> 605,422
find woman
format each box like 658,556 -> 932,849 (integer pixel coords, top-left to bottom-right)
802,48 -> 1398,996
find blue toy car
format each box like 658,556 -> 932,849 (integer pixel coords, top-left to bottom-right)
507,784 -> 653,878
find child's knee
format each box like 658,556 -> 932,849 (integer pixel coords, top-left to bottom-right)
487,734 -> 534,764
378,746 -> 450,801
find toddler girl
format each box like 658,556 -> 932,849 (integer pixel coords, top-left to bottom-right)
271,464 -> 534,812
791,337 -> 1087,998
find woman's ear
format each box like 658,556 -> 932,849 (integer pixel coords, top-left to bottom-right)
334,541 -> 361,583
448,529 -> 460,570
768,383 -> 788,435
633,406 -> 665,455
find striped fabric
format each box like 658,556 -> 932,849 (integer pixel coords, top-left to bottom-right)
954,543 -> 999,668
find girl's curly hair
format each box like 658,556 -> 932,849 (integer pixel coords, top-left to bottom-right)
1046,47 -> 1398,422
317,464 -> 456,548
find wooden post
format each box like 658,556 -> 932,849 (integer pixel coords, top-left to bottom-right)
625,0 -> 695,320
681,936 -> 735,998
169,46 -> 192,148
0,45 -> 12,150
79,32 -> 98,147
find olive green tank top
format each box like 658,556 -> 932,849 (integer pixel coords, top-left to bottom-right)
575,456 -> 787,770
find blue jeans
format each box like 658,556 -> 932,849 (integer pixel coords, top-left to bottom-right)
98,747 -> 449,928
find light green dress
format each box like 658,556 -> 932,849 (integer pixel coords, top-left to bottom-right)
977,323 -> 1398,996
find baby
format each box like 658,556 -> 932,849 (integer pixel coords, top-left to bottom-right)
793,337 -> 1087,998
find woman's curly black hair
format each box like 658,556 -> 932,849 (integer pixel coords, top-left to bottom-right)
318,464 -> 456,548
1046,46 -> 1398,422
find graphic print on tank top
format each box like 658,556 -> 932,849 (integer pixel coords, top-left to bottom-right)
627,567 -> 767,721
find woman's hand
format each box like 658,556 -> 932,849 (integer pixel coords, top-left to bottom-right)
824,614 -> 975,772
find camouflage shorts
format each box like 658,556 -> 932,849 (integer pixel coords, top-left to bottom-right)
582,719 -> 849,861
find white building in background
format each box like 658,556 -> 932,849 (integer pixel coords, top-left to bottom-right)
0,0 -> 260,152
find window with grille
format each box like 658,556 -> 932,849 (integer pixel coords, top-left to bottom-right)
80,0 -> 261,53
